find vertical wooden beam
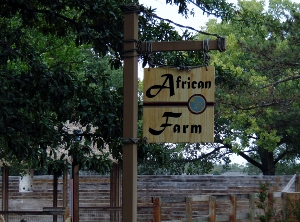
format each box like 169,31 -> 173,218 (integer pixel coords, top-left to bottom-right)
209,196 -> 216,222
72,165 -> 79,222
230,195 -> 237,222
267,192 -> 273,222
249,193 -> 255,222
110,163 -> 121,222
186,197 -> 192,222
63,172 -> 67,208
295,173 -> 300,192
63,171 -> 68,220
122,5 -> 139,222
53,172 -> 58,222
2,166 -> 8,222
281,192 -> 287,221
152,197 -> 161,222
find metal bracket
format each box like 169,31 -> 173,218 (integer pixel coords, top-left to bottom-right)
122,137 -> 148,144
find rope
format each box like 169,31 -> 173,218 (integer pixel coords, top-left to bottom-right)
122,39 -> 142,58
203,39 -> 211,70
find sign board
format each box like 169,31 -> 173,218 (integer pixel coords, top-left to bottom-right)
143,67 -> 215,143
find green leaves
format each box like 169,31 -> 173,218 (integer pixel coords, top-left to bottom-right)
0,0 -> 129,174
201,0 -> 300,174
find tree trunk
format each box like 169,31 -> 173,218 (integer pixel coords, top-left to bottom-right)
259,149 -> 276,175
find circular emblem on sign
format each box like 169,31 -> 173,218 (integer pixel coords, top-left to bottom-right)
188,94 -> 207,114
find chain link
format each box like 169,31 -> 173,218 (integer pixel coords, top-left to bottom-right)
203,39 -> 210,70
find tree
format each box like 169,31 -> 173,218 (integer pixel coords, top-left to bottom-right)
0,25 -> 121,174
140,0 -> 300,176
193,0 -> 300,175
0,0 -> 237,175
165,0 -> 236,21
0,0 -> 133,174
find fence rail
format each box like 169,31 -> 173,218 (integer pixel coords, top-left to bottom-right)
0,210 -> 65,222
76,192 -> 295,222
141,192 -> 286,222
1,192 -> 298,222
0,193 -> 298,222
1,174 -> 300,221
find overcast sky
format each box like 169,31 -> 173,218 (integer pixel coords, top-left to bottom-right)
139,0 -> 217,32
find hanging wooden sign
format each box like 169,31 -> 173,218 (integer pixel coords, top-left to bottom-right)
143,66 -> 215,143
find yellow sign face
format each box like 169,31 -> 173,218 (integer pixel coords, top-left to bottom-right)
143,67 -> 215,143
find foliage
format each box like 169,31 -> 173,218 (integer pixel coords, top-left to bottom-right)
256,183 -> 300,222
245,157 -> 300,175
166,0 -> 236,21
210,163 -> 245,175
188,0 -> 300,175
286,196 -> 300,222
137,142 -> 238,175
0,0 -> 239,176
256,182 -> 276,222
137,0 -> 300,176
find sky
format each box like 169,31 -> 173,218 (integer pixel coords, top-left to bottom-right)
139,0 -> 212,32
138,0 -> 241,30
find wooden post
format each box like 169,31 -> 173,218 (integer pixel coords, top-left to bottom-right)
64,208 -> 70,222
295,173 -> 300,192
267,192 -> 273,222
72,164 -> 79,222
230,195 -> 237,222
2,166 -> 8,222
153,197 -> 161,222
186,197 -> 192,222
249,193 -> 255,222
122,5 -> 140,222
141,40 -> 225,53
53,172 -> 58,222
110,163 -> 121,222
63,172 -> 68,221
63,172 -> 68,208
281,192 -> 287,221
209,196 -> 216,222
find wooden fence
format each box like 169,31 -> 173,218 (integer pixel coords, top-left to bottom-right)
0,174 -> 298,221
77,192 -> 296,222
150,192 -> 290,222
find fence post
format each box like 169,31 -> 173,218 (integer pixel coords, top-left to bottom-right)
2,166 -> 8,222
230,195 -> 237,222
153,197 -> 161,222
249,193 -> 255,222
63,172 -> 69,221
110,163 -> 121,222
209,196 -> 216,222
281,192 -> 287,220
186,197 -> 192,222
267,192 -> 274,222
63,172 -> 68,208
53,172 -> 58,222
296,173 -> 300,192
72,164 -> 79,222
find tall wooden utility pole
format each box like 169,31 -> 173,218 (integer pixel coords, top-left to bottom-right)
122,5 -> 139,222
122,5 -> 225,222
